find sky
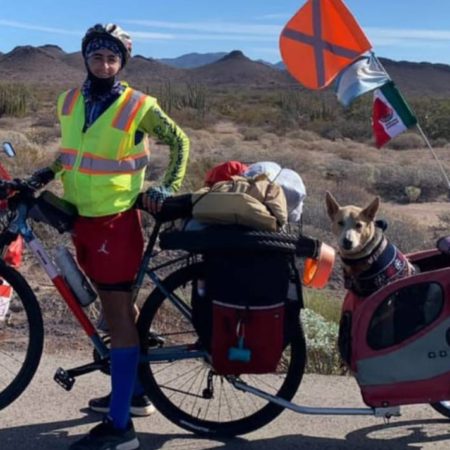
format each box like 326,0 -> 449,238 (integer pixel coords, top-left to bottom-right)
1,0 -> 450,64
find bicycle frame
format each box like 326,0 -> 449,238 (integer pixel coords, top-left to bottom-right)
9,203 -> 107,358
9,201 -> 207,367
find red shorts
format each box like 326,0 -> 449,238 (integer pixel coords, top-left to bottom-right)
72,209 -> 144,288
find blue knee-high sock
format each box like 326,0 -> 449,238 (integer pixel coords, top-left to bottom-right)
109,346 -> 140,430
133,378 -> 145,397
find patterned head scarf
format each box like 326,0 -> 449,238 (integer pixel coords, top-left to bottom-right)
83,37 -> 124,64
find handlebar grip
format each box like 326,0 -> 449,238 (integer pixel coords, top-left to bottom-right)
134,192 -> 192,222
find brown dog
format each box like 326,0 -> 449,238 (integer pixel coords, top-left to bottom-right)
325,191 -> 415,297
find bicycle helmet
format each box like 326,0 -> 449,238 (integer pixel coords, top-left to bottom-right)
82,23 -> 132,66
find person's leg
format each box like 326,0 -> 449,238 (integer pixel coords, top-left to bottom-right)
69,211 -> 145,449
69,290 -> 140,450
99,289 -> 139,429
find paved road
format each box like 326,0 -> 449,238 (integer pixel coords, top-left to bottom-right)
1,350 -> 450,450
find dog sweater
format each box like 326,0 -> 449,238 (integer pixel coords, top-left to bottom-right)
342,234 -> 414,297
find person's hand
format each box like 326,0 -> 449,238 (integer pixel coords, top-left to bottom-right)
25,167 -> 55,190
143,186 -> 173,214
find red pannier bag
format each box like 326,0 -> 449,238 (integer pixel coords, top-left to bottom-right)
211,300 -> 285,375
205,251 -> 290,375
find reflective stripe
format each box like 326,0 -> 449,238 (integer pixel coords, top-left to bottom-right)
112,89 -> 146,132
78,152 -> 150,174
61,89 -> 80,116
58,149 -> 78,169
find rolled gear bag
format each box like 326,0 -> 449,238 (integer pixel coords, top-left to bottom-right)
204,160 -> 249,187
244,161 -> 306,223
192,174 -> 288,231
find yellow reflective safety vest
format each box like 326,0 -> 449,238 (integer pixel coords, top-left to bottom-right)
57,86 -> 155,217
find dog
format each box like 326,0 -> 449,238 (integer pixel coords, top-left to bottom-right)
325,191 -> 415,297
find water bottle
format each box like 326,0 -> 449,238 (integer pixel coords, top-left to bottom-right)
54,246 -> 97,307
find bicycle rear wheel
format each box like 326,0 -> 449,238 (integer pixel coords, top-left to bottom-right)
0,261 -> 44,410
137,263 -> 306,437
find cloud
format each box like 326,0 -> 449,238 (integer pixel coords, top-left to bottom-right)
134,32 -> 275,43
366,27 -> 450,43
0,19 -> 80,36
123,19 -> 281,36
255,13 -> 290,21
120,31 -> 175,41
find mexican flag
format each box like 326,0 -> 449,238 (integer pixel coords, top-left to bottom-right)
372,81 -> 417,148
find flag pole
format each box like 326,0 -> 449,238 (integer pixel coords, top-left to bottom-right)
373,53 -> 450,190
415,124 -> 450,190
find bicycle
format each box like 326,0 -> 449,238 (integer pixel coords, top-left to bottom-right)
1,140 -> 450,439
0,141 -> 314,437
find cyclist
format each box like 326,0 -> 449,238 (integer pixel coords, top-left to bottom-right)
29,23 -> 190,450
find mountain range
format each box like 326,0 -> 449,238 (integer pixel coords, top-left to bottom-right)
1,45 -> 450,97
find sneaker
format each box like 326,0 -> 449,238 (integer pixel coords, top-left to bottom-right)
69,417 -> 139,450
89,394 -> 156,417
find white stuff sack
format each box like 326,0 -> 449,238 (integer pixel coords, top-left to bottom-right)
244,161 -> 306,223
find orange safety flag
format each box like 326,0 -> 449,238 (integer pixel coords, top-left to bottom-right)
280,0 -> 372,89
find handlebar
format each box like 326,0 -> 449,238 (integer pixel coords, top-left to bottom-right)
0,178 -> 36,198
0,178 -> 193,223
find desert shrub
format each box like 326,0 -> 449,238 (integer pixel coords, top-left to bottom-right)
182,156 -> 216,191
26,126 -> 60,146
414,98 -> 450,141
404,185 -> 421,203
151,82 -> 210,129
338,118 -> 372,141
219,136 -> 237,148
301,194 -> 330,233
0,129 -> 56,175
387,132 -> 424,150
374,164 -> 447,202
240,127 -> 260,141
0,83 -> 32,118
302,308 -> 343,375
286,129 -> 320,141
330,184 -> 373,206
438,211 -> 450,226
432,137 -> 448,148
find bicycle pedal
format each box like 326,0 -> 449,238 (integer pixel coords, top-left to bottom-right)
54,367 -> 75,391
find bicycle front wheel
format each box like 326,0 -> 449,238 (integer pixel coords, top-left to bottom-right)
0,261 -> 44,410
137,263 -> 306,437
